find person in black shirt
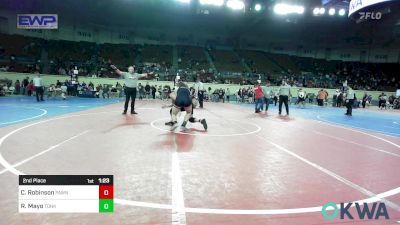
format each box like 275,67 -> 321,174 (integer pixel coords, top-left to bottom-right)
361,92 -> 368,108
22,77 -> 29,95
218,89 -> 225,103
145,82 -> 151,99
138,83 -> 144,100
337,92 -> 343,107
151,85 -> 157,99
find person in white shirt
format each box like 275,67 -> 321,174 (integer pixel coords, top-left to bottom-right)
278,81 -> 291,116
60,85 -> 67,100
345,86 -> 355,116
262,81 -> 272,112
195,79 -> 205,108
33,72 -> 44,102
226,88 -> 231,102
111,64 -> 152,114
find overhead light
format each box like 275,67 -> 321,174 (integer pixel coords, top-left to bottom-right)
199,0 -> 224,6
273,3 -> 305,15
254,3 -> 262,11
176,0 -> 190,3
227,0 -> 245,10
328,8 -> 335,15
297,6 -> 305,14
319,7 -> 326,15
338,8 -> 346,16
273,4 -> 287,15
313,7 -> 320,15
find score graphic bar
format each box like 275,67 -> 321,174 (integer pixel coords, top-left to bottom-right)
18,175 -> 113,213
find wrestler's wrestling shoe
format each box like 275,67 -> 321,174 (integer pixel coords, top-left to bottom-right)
201,119 -> 208,131
165,121 -> 177,126
181,121 -> 187,128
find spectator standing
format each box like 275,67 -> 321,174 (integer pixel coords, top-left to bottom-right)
317,89 -> 328,106
145,82 -> 151,99
138,83 -> 144,100
151,85 -> 157,99
362,92 -> 368,108
14,79 -> 20,95
378,92 -> 387,110
22,76 -> 29,95
226,88 -> 231,102
254,82 -> 264,113
218,89 -> 225,103
102,85 -> 110,99
262,81 -> 272,112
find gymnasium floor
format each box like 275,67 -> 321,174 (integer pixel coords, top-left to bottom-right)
0,96 -> 399,225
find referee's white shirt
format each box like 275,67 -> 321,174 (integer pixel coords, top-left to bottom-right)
346,88 -> 355,100
195,81 -> 204,94
33,77 -> 43,87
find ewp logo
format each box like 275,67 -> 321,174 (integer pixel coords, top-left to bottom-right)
17,14 -> 58,29
322,202 -> 389,220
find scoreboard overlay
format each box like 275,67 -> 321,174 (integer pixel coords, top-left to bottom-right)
18,175 -> 113,213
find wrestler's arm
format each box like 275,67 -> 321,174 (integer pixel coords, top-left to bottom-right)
110,65 -> 123,76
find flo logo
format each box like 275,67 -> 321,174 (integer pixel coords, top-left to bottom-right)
359,12 -> 382,20
322,202 -> 389,220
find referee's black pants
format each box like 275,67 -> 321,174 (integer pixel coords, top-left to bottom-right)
346,99 -> 354,116
198,91 -> 204,108
124,87 -> 137,113
279,95 -> 289,115
35,86 -> 44,102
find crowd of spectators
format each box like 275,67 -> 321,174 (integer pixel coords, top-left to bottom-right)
2,75 -> 400,110
1,34 -> 399,93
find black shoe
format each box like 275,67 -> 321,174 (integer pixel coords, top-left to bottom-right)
181,121 -> 187,128
165,121 -> 177,126
122,111 -> 127,115
131,111 -> 138,114
201,119 -> 208,131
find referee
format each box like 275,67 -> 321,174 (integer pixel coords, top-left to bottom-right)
33,71 -> 44,102
345,85 -> 355,116
195,78 -> 205,108
278,80 -> 291,116
111,65 -> 152,114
